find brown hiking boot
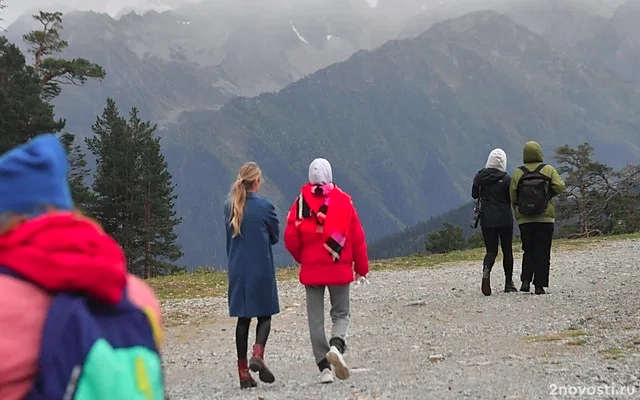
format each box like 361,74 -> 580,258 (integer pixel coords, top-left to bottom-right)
249,344 -> 275,383
237,359 -> 257,389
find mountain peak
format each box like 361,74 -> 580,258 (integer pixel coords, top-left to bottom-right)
421,9 -> 541,52
426,10 -> 518,35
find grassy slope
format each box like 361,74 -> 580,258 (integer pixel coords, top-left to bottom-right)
148,233 -> 640,301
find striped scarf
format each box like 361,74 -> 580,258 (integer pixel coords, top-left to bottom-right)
293,184 -> 349,262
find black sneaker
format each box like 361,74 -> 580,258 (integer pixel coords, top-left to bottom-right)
504,280 -> 517,293
535,286 -> 546,295
481,266 -> 491,296
520,282 -> 530,292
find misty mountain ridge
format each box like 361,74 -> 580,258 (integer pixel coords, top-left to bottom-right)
6,0 -> 386,134
6,0 -> 635,138
113,0 -> 202,19
577,0 -> 640,86
157,8 -> 640,268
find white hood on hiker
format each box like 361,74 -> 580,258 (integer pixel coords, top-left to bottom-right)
308,158 -> 333,185
485,149 -> 507,173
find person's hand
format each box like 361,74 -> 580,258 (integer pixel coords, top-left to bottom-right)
354,273 -> 369,286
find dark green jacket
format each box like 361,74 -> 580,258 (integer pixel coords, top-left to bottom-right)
509,141 -> 566,224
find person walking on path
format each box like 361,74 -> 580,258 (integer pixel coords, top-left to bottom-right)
510,141 -> 565,295
472,148 -> 517,296
224,162 -> 281,389
284,158 -> 369,384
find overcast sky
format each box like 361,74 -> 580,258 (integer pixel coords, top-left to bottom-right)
2,0 -> 380,24
4,0 -> 134,21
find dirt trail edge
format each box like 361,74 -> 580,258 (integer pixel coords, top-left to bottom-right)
162,239 -> 640,400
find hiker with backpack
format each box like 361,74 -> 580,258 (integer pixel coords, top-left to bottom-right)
0,134 -> 166,400
510,141 -> 566,295
224,161 -> 281,389
284,158 -> 370,384
471,148 -> 517,296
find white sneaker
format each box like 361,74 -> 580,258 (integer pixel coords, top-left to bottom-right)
326,346 -> 350,380
319,368 -> 334,384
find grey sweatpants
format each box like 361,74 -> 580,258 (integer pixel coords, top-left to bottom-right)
305,284 -> 351,364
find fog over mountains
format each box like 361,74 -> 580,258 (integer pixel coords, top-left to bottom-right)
4,0 -> 639,268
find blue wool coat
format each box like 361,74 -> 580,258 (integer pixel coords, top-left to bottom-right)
224,192 -> 280,318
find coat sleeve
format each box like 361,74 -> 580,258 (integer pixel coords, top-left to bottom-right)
471,172 -> 480,199
350,204 -> 370,277
283,201 -> 302,263
264,200 -> 280,245
549,166 -> 566,198
502,175 -> 512,201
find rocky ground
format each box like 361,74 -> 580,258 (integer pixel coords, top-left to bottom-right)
161,239 -> 640,400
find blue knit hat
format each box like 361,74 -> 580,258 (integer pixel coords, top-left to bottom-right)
0,134 -> 73,215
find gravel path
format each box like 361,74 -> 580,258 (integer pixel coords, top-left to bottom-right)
162,239 -> 640,400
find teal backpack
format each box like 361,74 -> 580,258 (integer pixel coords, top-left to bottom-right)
0,266 -> 166,400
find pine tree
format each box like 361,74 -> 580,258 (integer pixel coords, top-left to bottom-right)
22,11 -> 105,101
130,109 -> 183,278
86,98 -> 141,270
0,36 -> 64,153
59,132 -> 94,212
554,143 -> 615,237
87,98 -> 183,278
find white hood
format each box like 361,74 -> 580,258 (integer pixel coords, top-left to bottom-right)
485,148 -> 507,172
308,158 -> 333,185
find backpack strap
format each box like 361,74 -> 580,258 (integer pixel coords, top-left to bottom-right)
518,163 -> 549,177
534,163 -> 548,174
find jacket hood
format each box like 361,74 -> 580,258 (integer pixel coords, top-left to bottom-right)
0,212 -> 127,304
523,141 -> 544,163
485,148 -> 507,172
477,168 -> 507,185
308,158 -> 333,185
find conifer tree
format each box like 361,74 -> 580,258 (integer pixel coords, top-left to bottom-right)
554,143 -> 615,237
86,98 -> 140,268
87,98 -> 183,278
22,11 -> 105,101
130,109 -> 183,277
0,36 -> 64,153
59,132 -> 94,212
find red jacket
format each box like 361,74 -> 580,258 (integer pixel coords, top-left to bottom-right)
284,184 -> 369,286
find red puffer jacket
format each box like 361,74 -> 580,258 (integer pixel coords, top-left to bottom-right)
284,184 -> 369,286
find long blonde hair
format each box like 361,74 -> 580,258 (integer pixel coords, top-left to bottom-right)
229,162 -> 262,237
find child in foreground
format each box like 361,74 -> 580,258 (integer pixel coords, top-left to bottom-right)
0,134 -> 166,399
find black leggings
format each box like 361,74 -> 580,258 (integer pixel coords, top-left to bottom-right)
236,316 -> 272,360
481,224 -> 514,275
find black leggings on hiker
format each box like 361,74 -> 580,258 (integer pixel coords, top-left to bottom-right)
236,316 -> 272,360
481,224 -> 514,277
